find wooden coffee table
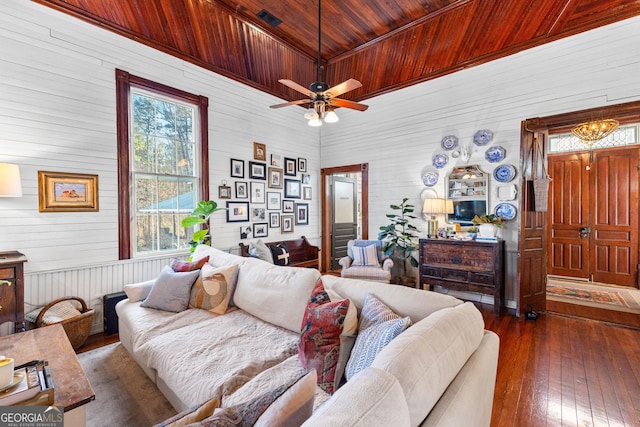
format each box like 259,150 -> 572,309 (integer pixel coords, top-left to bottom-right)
0,324 -> 95,426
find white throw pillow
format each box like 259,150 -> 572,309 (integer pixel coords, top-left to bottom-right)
351,244 -> 380,267
249,239 -> 274,263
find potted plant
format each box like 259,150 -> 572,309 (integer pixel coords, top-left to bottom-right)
181,200 -> 226,255
471,214 -> 503,238
378,198 -> 420,286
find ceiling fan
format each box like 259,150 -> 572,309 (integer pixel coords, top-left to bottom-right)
269,0 -> 368,126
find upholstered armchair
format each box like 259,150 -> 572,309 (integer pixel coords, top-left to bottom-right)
338,239 -> 393,283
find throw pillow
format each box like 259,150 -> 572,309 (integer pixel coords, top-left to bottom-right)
170,256 -> 210,272
325,287 -> 358,391
345,293 -> 412,380
249,239 -> 274,263
141,266 -> 200,312
199,369 -> 310,426
124,279 -> 156,302
270,242 -> 291,266
298,278 -> 350,394
189,264 -> 239,314
351,244 -> 380,267
155,397 -> 220,427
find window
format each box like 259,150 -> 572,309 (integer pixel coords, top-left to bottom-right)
549,124 -> 638,153
116,70 -> 209,259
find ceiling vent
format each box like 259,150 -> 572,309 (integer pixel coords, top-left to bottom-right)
257,9 -> 282,27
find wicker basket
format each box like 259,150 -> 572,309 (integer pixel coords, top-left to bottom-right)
34,297 -> 94,350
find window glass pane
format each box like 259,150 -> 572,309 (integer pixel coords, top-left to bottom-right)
549,124 -> 638,153
156,100 -> 176,138
130,88 -> 199,256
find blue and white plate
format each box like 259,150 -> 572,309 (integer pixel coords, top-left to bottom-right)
495,203 -> 517,220
493,164 -> 517,182
422,171 -> 439,187
441,135 -> 458,151
433,153 -> 448,169
485,145 -> 506,163
473,129 -> 493,146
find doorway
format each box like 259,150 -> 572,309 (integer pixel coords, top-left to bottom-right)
548,147 -> 639,287
321,164 -> 369,273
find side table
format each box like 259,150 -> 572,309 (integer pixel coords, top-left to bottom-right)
0,251 -> 27,333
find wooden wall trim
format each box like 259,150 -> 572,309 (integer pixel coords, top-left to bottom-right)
114,68 -> 210,259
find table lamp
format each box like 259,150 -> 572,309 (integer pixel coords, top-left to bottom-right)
423,198 -> 452,238
0,163 -> 22,197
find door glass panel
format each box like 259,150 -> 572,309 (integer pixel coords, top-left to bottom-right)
334,181 -> 355,223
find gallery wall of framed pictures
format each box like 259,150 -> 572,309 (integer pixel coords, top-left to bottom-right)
224,141 -> 313,240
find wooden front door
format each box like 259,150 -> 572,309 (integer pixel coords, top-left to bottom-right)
548,147 -> 639,287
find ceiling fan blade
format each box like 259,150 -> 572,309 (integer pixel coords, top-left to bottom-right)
325,79 -> 362,98
329,98 -> 369,112
278,79 -> 312,96
269,99 -> 313,109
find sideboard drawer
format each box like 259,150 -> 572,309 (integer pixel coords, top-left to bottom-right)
470,272 -> 494,287
0,267 -> 15,280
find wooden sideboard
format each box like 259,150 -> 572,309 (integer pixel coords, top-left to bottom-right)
0,251 -> 27,332
419,239 -> 504,314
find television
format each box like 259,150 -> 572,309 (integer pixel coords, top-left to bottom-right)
447,200 -> 487,225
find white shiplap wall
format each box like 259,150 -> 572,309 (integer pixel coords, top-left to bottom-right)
321,16 -> 640,306
0,0 -> 320,333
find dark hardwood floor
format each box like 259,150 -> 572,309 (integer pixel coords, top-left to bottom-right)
75,305 -> 640,426
481,304 -> 640,427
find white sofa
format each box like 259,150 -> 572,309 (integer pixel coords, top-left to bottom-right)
116,245 -> 499,426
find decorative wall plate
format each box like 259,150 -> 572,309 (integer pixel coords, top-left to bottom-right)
493,164 -> 517,182
473,129 -> 493,146
422,171 -> 439,187
495,202 -> 517,220
441,135 -> 458,151
433,153 -> 448,168
485,145 -> 506,163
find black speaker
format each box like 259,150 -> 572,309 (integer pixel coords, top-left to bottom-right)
103,291 -> 127,335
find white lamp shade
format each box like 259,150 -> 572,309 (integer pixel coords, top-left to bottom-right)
423,198 -> 448,215
0,163 -> 22,197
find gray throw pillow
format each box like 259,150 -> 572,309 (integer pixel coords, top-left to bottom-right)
141,266 -> 200,312
249,239 -> 274,263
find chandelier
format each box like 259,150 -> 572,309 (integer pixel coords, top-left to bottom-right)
571,119 -> 619,147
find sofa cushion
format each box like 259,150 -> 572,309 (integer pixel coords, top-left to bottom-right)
351,244 -> 380,267
269,242 -> 290,266
141,266 -> 200,312
302,366 -> 410,427
124,279 -> 156,302
299,279 -> 350,394
170,256 -> 209,272
233,257 -> 321,333
345,294 -> 411,380
371,301 -> 485,426
321,274 -> 462,323
189,264 -> 239,314
249,239 -> 274,263
154,397 -> 220,427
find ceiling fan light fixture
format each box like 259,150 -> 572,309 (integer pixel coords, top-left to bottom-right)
308,117 -> 322,127
324,109 -> 339,123
304,108 -> 318,120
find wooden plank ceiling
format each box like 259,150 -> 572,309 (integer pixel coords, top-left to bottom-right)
33,0 -> 640,104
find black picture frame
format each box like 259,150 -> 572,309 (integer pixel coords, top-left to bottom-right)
235,181 -> 248,199
269,212 -> 280,228
226,201 -> 250,222
249,161 -> 266,180
284,179 -> 301,199
282,199 -> 295,213
253,222 -> 268,238
295,203 -> 309,225
230,159 -> 244,178
284,157 -> 297,176
298,157 -> 307,173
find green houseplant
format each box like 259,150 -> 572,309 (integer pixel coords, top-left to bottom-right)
378,198 -> 420,286
181,200 -> 226,255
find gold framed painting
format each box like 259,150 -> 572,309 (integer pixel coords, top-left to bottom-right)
38,171 -> 99,212
253,142 -> 266,161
